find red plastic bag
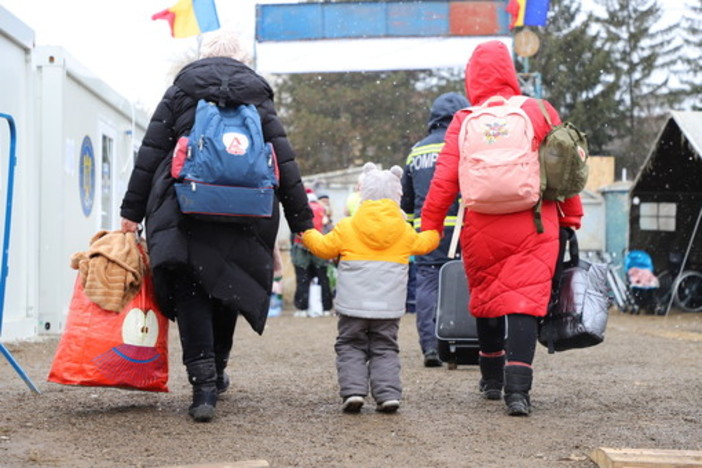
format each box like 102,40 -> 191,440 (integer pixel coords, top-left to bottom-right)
48,273 -> 169,392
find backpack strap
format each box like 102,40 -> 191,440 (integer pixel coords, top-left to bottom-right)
536,99 -> 554,128
533,99 -> 554,235
218,77 -> 229,107
508,95 -> 547,234
506,95 -> 529,107
533,199 -> 544,234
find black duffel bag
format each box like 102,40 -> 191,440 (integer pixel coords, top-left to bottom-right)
539,228 -> 611,353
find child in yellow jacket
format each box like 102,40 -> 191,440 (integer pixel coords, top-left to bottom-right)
302,162 -> 440,413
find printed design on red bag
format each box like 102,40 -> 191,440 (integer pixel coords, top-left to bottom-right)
92,307 -> 166,387
482,120 -> 509,144
223,132 -> 249,155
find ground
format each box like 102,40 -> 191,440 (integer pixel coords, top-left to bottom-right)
1,309 -> 701,468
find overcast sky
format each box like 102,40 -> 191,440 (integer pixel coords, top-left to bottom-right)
3,0 -> 267,111
2,0 -> 688,113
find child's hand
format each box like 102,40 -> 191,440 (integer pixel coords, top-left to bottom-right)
300,228 -> 318,246
413,229 -> 441,256
426,230 -> 441,250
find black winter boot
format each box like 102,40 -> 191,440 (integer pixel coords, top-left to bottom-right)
186,359 -> 218,422
215,354 -> 230,395
478,353 -> 505,400
504,365 -> 532,416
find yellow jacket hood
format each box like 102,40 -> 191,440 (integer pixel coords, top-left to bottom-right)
351,199 -> 407,250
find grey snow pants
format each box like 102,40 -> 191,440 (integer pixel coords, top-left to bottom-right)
335,314 -> 401,404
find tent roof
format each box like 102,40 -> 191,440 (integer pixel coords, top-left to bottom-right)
670,111 -> 702,158
633,111 -> 702,188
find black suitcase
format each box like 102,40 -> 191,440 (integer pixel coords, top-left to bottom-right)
435,259 -> 479,369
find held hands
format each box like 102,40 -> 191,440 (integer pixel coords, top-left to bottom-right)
121,218 -> 139,233
425,229 -> 441,251
300,228 -> 318,246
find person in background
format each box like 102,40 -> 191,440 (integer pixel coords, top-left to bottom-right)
316,193 -> 334,234
119,30 -> 313,422
420,40 -> 583,416
268,243 -> 284,318
302,162 -> 440,414
401,92 -> 470,368
343,174 -> 364,217
316,193 -> 337,300
405,258 -> 417,315
291,189 -> 334,317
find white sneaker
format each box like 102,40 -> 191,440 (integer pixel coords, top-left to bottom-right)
342,395 -> 364,413
307,309 -> 323,318
376,399 -> 400,413
293,310 -> 307,318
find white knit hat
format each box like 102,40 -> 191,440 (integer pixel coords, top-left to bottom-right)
360,162 -> 403,204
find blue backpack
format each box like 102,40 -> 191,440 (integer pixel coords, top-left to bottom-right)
171,99 -> 279,221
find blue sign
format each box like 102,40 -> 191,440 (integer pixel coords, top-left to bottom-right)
79,136 -> 95,217
256,1 -> 509,42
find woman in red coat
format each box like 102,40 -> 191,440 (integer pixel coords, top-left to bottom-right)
421,40 -> 583,416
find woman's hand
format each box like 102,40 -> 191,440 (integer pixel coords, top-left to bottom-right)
121,218 -> 139,233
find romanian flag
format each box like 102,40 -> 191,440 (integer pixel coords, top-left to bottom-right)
506,0 -> 550,29
152,0 -> 220,38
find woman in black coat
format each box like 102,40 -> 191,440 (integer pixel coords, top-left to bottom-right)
120,31 -> 313,422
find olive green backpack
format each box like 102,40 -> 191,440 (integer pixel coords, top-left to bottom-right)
536,101 -> 590,202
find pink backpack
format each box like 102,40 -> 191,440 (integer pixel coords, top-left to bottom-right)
458,95 -> 541,216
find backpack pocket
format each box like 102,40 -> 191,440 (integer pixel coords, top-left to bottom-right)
174,180 -> 275,220
171,137 -> 189,179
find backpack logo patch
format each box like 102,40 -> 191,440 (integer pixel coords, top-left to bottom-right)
483,120 -> 509,144
577,145 -> 587,162
223,132 -> 249,155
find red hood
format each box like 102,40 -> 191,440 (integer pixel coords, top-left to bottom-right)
465,40 -> 521,106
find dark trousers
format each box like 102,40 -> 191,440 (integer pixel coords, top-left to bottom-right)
172,270 -> 238,366
414,263 -> 441,354
335,315 -> 401,403
476,314 -> 537,365
293,263 -> 333,311
406,261 -> 417,313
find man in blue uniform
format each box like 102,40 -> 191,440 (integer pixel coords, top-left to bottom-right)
401,92 -> 469,367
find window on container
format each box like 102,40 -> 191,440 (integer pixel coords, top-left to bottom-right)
101,134 -> 113,229
639,202 -> 676,231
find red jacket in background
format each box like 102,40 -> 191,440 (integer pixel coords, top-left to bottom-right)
421,40 -> 584,319
310,200 -> 327,233
295,200 -> 327,245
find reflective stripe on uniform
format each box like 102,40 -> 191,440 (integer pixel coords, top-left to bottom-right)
405,143 -> 444,165
413,215 -> 458,230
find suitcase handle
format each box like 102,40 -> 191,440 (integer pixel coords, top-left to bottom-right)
448,199 -> 465,259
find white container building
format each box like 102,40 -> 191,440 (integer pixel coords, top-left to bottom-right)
0,6 -> 148,340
